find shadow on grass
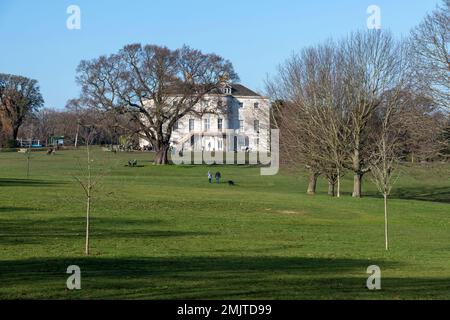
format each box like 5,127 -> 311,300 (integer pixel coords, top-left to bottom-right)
0,207 -> 42,213
0,216 -> 214,245
123,165 -> 146,168
0,178 -> 65,187
392,186 -> 450,204
365,186 -> 450,204
0,255 -> 446,299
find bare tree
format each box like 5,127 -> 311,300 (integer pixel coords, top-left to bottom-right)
399,93 -> 448,162
442,116 -> 450,159
19,108 -> 58,146
307,46 -> 348,197
340,31 -> 409,197
0,74 -> 43,147
269,31 -> 414,200
76,44 -> 237,164
19,102 -> 138,149
72,120 -> 108,256
66,99 -> 83,148
369,91 -> 408,251
267,60 -> 324,195
277,99 -> 325,195
410,0 -> 449,109
267,43 -> 348,196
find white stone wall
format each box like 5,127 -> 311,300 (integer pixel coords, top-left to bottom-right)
139,93 -> 271,153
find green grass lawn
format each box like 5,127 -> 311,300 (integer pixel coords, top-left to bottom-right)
0,148 -> 449,300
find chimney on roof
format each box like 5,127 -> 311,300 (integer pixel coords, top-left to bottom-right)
219,72 -> 231,85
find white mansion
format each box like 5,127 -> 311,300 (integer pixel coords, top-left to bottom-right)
140,84 -> 270,153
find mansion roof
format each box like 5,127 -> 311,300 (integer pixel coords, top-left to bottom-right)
226,84 -> 261,97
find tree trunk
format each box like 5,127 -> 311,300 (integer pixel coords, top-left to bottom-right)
351,146 -> 363,198
85,194 -> 90,256
337,169 -> 341,198
1,122 -> 16,146
307,172 -> 319,195
384,193 -> 389,251
328,180 -> 335,197
154,144 -> 170,165
26,151 -> 31,179
12,125 -> 20,142
85,143 -> 91,256
74,123 -> 80,148
352,173 -> 363,198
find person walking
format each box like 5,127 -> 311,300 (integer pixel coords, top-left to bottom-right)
208,171 -> 212,184
215,171 -> 221,184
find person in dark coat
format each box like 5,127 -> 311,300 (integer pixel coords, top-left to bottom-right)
215,171 -> 221,184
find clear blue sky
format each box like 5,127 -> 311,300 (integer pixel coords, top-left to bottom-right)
0,0 -> 441,109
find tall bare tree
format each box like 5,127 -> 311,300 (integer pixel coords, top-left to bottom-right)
66,99 -> 83,148
267,43 -> 348,196
72,119 -> 109,256
398,93 -> 448,162
272,98 -> 325,195
76,44 -> 237,164
410,0 -> 449,109
340,31 -> 409,197
370,90 -> 409,250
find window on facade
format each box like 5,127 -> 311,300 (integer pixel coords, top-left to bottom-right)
222,87 -> 231,95
203,119 -> 210,132
239,102 -> 244,108
254,102 -> 259,109
218,140 -> 223,150
238,136 -> 246,147
218,119 -> 223,131
239,120 -> 244,131
189,119 -> 195,132
173,121 -> 179,130
254,120 -> 260,132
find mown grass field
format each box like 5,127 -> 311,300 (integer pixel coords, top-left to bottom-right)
0,148 -> 449,300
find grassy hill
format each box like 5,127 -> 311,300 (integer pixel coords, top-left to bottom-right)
0,149 -> 449,299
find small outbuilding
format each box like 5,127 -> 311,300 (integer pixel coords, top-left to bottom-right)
48,136 -> 65,147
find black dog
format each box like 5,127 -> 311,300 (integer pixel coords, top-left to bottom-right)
228,180 -> 235,186
128,160 -> 138,167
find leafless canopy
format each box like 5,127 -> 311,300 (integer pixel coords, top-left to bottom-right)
410,0 -> 450,109
268,30 -> 414,197
76,44 -> 238,164
339,30 -> 411,197
267,41 -> 348,195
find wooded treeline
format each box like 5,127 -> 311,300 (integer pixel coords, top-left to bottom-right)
1,1 -> 448,173
267,2 -> 449,198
